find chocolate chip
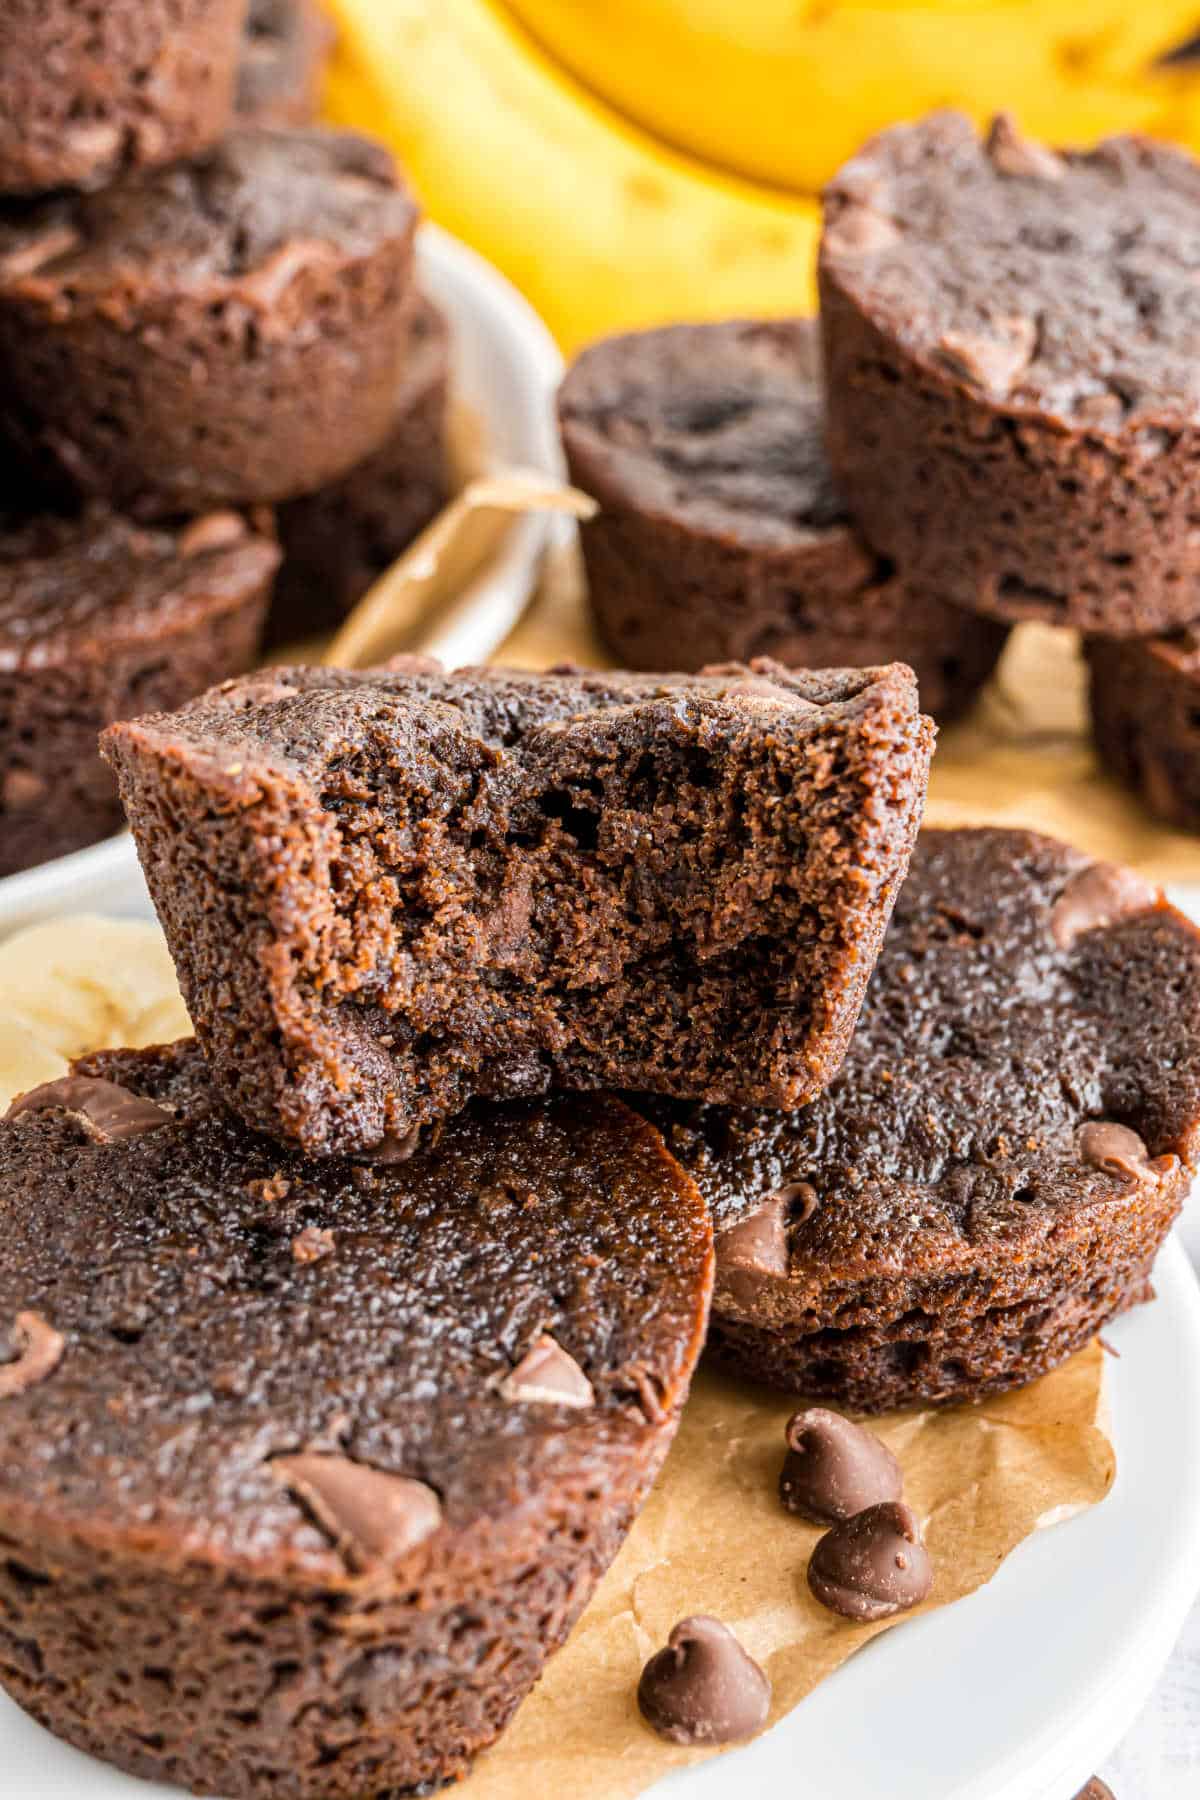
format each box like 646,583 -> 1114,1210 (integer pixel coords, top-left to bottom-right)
274,1453 -> 442,1570
1073,1781 -> 1115,1800
0,1312 -> 64,1399
807,1501 -> 933,1621
6,1076 -> 172,1143
1076,1121 -> 1177,1186
1050,861 -> 1159,948
2,769 -> 46,810
366,1125 -> 423,1164
498,1333 -> 594,1407
986,114 -> 1065,182
779,1408 -> 903,1525
824,201 -> 900,258
715,1197 -> 790,1307
637,1616 -> 771,1746
177,511 -> 248,556
936,315 -> 1037,397
291,1227 -> 335,1265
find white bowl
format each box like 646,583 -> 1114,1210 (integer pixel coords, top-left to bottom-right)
0,222 -> 565,936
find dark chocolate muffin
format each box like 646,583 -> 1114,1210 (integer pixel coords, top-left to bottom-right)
559,318 -> 1009,722
638,827 -> 1200,1410
0,0 -> 247,195
237,0 -> 336,128
270,293 -> 451,643
102,657 -> 933,1156
1087,630 -> 1200,833
0,1042 -> 713,1798
820,112 -> 1200,636
0,507 -> 278,878
0,129 -> 418,517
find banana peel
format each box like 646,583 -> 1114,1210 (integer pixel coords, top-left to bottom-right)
326,0 -> 1200,350
324,0 -> 818,351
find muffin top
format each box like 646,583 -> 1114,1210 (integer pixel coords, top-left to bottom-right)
821,111 -> 1200,428
559,318 -> 849,550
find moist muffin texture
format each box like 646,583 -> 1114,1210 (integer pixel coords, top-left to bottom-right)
638,827 -> 1200,1410
0,129 -> 418,517
271,293 -> 451,642
0,1041 -> 713,1798
237,0 -> 335,127
0,0 -> 247,195
560,318 -> 1008,722
0,507 -> 277,877
103,657 -> 933,1156
1087,630 -> 1200,833
820,112 -> 1200,636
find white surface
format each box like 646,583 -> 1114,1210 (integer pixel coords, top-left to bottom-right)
0,220 -> 564,937
3,1237 -> 1199,1800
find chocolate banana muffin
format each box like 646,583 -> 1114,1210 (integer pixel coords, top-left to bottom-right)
0,1042 -> 712,1797
103,657 -> 933,1156
270,293 -> 451,643
638,827 -> 1200,1410
0,129 -> 418,517
0,507 -> 278,878
0,0 -> 247,195
559,318 -> 1008,722
1087,630 -> 1200,833
821,112 -> 1200,636
237,0 -> 336,128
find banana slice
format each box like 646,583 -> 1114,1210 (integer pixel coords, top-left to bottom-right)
0,916 -> 192,1059
0,1013 -> 69,1112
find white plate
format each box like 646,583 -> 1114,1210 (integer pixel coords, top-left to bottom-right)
0,221 -> 565,937
3,1235 -> 1199,1800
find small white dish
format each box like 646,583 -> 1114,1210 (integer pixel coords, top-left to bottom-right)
0,221 -> 565,937
3,1235 -> 1198,1800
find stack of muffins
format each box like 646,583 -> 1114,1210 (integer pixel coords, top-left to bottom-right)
0,0 -> 451,879
560,108 -> 1200,837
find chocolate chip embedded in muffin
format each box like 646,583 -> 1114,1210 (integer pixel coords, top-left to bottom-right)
0,0 -> 247,195
0,129 -> 419,517
636,827 -> 1200,1410
1087,628 -> 1200,833
0,505 -> 278,877
103,656 -> 932,1156
237,0 -> 336,129
0,1041 -> 713,1798
807,1502 -> 933,1621
820,111 -> 1200,636
559,318 -> 1008,722
269,294 -> 452,643
637,1617 -> 771,1745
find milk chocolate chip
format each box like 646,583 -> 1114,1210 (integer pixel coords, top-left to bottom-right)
6,1076 -> 172,1142
0,1311 -> 65,1399
1073,1781 -> 1114,1800
936,315 -> 1036,397
716,1197 -> 789,1307
499,1333 -> 595,1407
275,1453 -> 442,1570
986,113 -> 1065,182
807,1501 -> 933,1621
1076,1121 -> 1176,1185
824,201 -> 900,258
779,1408 -> 903,1525
637,1616 -> 771,1746
1050,862 -> 1158,949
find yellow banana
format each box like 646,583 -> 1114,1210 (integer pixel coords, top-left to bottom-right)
324,0 -> 818,351
500,0 -> 1200,193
